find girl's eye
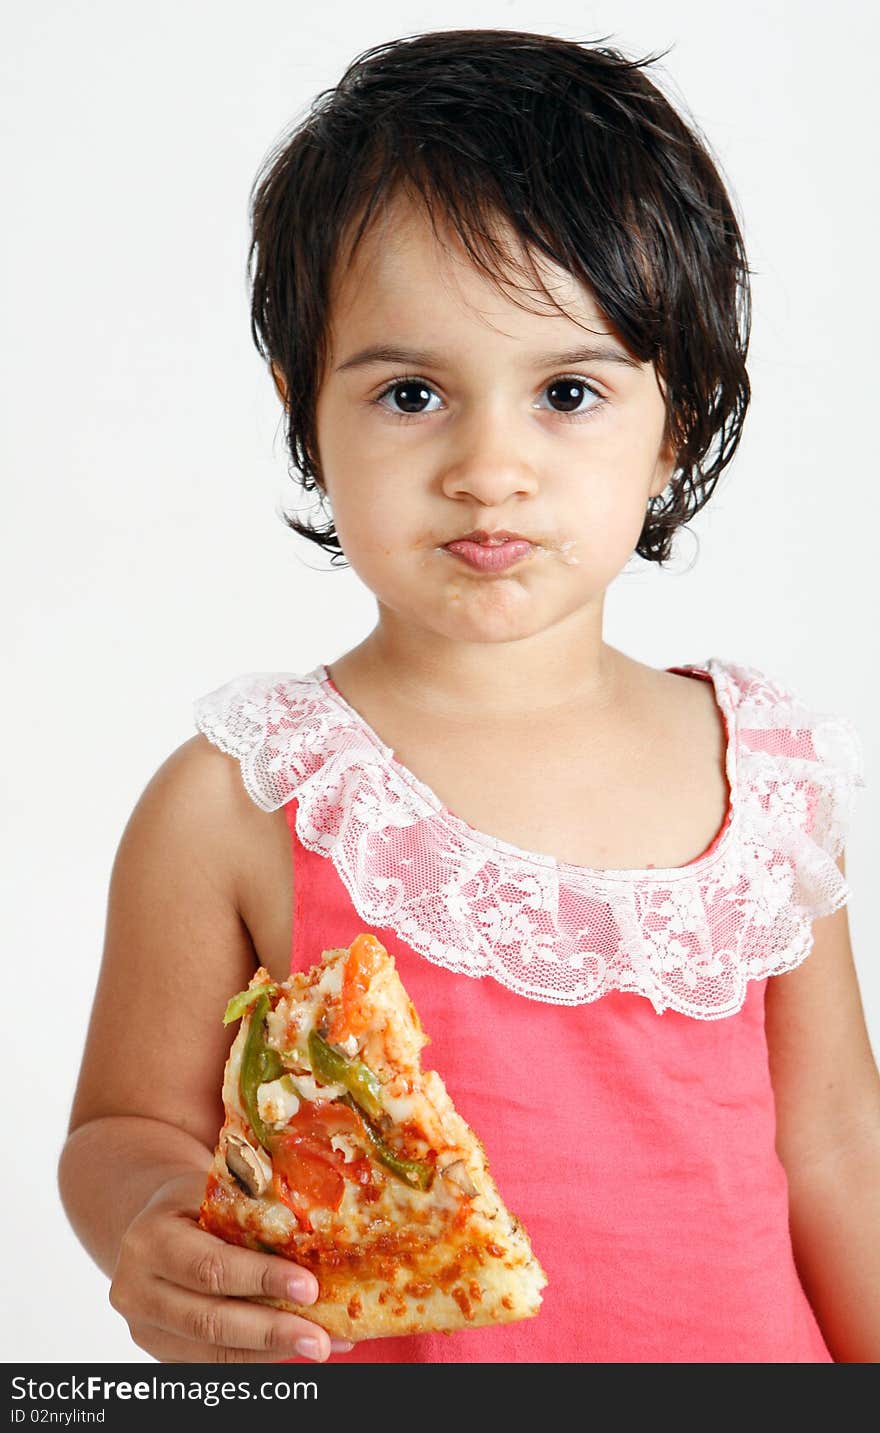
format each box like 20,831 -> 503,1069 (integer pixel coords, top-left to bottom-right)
374,377 -> 442,419
372,374 -> 606,423
535,376 -> 605,422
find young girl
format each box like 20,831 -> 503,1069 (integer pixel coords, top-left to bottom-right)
58,30 -> 878,1364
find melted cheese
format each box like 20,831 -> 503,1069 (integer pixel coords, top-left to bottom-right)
257,1078 -> 301,1126
293,1072 -> 347,1103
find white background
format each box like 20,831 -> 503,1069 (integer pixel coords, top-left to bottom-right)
3,0 -> 877,1363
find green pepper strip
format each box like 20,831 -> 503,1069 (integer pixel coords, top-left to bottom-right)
340,1095 -> 435,1192
308,1029 -> 384,1121
223,981 -> 279,1026
239,993 -> 283,1149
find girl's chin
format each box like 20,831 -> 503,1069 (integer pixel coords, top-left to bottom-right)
392,593 -> 556,644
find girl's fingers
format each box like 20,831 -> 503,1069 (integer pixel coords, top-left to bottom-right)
151,1215 -> 320,1307
139,1277 -> 335,1361
114,1190 -> 358,1363
129,1318 -> 351,1364
139,1329 -> 354,1364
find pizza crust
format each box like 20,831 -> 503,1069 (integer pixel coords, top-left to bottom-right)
254,1251 -> 545,1341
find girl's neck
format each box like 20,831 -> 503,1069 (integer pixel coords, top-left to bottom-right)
328,606 -> 628,723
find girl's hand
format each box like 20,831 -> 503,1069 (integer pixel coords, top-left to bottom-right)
109,1171 -> 353,1363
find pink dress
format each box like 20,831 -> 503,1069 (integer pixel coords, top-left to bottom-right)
194,656 -> 865,1363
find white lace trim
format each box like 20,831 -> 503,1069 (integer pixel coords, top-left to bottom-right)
193,658 -> 865,1019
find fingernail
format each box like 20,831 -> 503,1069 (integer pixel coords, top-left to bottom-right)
286,1275 -> 318,1304
294,1336 -> 323,1361
330,1339 -> 354,1353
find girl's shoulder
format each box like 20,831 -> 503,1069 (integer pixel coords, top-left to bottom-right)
192,667 -> 330,813
715,655 -> 866,851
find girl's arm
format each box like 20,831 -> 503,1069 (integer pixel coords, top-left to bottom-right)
57,736 -> 344,1363
765,851 -> 880,1363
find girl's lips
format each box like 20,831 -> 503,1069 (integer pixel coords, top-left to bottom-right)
443,538 -> 535,572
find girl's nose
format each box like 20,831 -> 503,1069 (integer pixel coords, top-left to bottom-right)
439,450 -> 540,506
437,393 -> 543,505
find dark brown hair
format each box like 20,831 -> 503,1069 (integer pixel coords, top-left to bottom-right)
248,29 -> 751,567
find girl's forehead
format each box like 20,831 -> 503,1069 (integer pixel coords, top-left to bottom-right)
328,196 -> 610,348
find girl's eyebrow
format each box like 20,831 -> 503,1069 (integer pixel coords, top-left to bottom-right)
335,342 -> 642,373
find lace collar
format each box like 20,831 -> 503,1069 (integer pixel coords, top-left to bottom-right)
194,658 -> 864,1020
314,661 -> 740,882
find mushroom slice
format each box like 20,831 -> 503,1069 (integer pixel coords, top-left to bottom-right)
440,1159 -> 479,1198
224,1131 -> 273,1198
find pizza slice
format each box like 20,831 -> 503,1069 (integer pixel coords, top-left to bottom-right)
199,932 -> 548,1341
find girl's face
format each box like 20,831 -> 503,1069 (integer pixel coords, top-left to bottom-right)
307,193 -> 675,646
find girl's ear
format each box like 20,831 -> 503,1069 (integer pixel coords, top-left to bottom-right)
271,362 -> 289,408
650,437 -> 678,500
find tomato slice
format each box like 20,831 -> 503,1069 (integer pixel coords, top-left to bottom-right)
328,933 -> 385,1043
288,1099 -> 362,1141
273,1146 -> 344,1212
269,1099 -> 365,1214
